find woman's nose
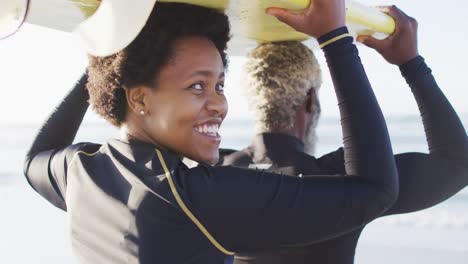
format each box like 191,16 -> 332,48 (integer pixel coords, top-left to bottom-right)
206,91 -> 228,117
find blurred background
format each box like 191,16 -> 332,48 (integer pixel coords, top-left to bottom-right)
0,0 -> 467,263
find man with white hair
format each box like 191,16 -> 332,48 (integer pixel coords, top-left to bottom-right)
245,41 -> 322,156
221,6 -> 468,264
222,41 -> 345,175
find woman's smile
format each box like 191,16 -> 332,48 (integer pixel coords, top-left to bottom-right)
194,120 -> 222,141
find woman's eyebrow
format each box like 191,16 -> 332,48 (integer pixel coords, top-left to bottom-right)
187,70 -> 225,79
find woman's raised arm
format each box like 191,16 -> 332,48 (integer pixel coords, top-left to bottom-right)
23,72 -> 94,210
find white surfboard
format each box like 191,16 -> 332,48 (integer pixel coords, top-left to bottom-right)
1,0 -> 395,55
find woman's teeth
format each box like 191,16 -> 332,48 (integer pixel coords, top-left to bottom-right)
195,124 -> 219,135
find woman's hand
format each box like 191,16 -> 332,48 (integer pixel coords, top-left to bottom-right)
266,0 -> 346,39
357,6 -> 419,65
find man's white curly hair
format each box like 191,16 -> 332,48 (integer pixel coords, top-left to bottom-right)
245,41 -> 322,132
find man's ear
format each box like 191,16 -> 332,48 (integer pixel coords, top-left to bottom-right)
305,91 -> 315,114
125,86 -> 148,114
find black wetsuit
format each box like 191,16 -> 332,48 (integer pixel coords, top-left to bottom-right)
24,28 -> 399,263
221,56 -> 468,264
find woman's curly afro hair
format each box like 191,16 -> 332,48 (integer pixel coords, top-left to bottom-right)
87,3 -> 230,127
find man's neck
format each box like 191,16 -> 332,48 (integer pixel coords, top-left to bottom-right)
263,127 -> 305,143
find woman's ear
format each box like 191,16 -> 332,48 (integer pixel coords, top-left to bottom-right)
125,86 -> 148,115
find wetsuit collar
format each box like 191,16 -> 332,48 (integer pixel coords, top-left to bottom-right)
110,138 -> 183,169
251,133 -> 305,162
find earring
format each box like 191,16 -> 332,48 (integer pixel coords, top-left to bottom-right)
139,110 -> 145,116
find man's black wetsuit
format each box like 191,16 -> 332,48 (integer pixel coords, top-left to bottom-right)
221,55 -> 468,264
24,28 -> 399,263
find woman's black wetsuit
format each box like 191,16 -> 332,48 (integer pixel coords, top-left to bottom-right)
221,55 -> 468,263
24,28 -> 399,264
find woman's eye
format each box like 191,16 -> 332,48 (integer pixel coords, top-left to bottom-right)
216,83 -> 225,92
190,83 -> 204,91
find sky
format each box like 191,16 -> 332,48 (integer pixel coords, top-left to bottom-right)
0,0 -> 467,125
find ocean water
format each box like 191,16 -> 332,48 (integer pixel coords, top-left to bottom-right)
0,115 -> 467,263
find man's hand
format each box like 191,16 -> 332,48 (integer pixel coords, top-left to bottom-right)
266,0 -> 346,39
357,6 -> 419,65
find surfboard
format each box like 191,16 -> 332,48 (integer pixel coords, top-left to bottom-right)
160,0 -> 395,53
2,0 -> 395,55
0,0 -> 29,39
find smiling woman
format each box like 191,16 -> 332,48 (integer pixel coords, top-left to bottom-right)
23,1 -> 400,263
121,37 -> 227,164
86,3 -> 229,164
